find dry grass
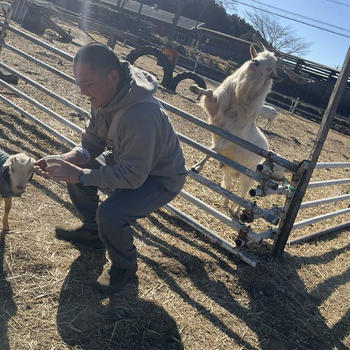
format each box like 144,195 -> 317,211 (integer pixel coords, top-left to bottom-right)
0,18 -> 349,350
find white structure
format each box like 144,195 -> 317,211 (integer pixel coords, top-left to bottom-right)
259,104 -> 279,127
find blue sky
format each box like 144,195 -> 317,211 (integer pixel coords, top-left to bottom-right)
227,0 -> 350,69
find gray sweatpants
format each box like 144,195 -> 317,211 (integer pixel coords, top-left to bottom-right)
67,159 -> 184,269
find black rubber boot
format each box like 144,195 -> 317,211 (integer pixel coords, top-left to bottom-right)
55,224 -> 103,248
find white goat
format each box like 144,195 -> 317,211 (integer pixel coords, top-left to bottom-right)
1,152 -> 35,231
0,1 -> 12,22
259,104 -> 279,127
189,43 -> 282,216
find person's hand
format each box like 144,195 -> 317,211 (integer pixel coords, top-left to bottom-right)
33,162 -> 49,178
45,159 -> 83,184
33,155 -> 62,178
61,150 -> 88,166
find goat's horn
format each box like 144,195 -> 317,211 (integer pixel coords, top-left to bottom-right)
252,34 -> 266,51
280,66 -> 312,84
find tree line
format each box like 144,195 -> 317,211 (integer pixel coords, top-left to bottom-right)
138,0 -> 255,39
133,0 -> 311,55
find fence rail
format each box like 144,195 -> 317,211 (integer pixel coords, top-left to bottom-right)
1,19 -> 349,264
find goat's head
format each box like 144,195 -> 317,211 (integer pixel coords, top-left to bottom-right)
4,153 -> 35,195
251,34 -> 312,84
234,42 -> 281,104
248,43 -> 282,83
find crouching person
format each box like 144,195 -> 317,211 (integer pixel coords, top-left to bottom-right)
34,43 -> 187,294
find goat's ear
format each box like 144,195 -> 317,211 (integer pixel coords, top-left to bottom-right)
250,44 -> 257,59
30,158 -> 36,167
271,71 -> 283,82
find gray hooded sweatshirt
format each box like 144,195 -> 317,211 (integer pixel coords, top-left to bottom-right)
79,62 -> 187,193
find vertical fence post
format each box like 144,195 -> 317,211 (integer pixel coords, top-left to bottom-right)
273,46 -> 350,257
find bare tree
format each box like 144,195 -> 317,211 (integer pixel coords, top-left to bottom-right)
246,10 -> 312,55
219,0 -> 236,12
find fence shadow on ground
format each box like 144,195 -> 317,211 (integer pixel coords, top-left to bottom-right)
0,109 -> 71,159
136,209 -> 350,350
1,105 -> 348,350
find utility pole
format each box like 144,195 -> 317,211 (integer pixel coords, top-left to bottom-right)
137,0 -> 144,20
168,0 -> 192,41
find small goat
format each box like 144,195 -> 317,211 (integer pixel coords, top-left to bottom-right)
0,151 -> 35,231
259,104 -> 279,127
189,42 -> 285,216
0,1 -> 12,22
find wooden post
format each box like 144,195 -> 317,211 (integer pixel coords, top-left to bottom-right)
107,36 -> 116,49
273,46 -> 350,257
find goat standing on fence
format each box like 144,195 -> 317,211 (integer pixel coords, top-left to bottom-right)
189,41 -> 290,216
0,150 -> 35,232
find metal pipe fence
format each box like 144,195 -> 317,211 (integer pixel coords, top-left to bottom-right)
0,79 -> 84,133
0,25 -> 270,266
308,178 -> 350,188
0,94 -> 76,147
292,207 -> 350,231
288,222 -> 350,245
300,194 -> 350,210
315,162 -> 350,169
1,19 -> 349,263
1,22 -> 298,173
0,40 -> 76,83
0,61 -> 89,119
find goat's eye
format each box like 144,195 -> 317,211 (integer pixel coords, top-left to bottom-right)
251,59 -> 259,66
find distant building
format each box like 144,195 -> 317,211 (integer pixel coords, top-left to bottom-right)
100,0 -> 204,45
192,27 -> 252,64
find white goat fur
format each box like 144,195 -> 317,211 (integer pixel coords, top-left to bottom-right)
0,1 -> 12,21
259,105 -> 279,127
1,153 -> 34,231
191,45 -> 280,215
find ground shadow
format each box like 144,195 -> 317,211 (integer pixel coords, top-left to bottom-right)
261,128 -> 291,143
0,231 -> 17,350
56,244 -> 184,350
135,209 -> 349,350
30,178 -> 76,215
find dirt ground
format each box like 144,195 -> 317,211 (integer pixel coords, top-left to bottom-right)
0,18 -> 349,350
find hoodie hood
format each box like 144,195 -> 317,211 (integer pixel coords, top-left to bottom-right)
99,61 -> 158,115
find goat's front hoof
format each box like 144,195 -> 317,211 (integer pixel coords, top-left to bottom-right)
189,85 -> 200,95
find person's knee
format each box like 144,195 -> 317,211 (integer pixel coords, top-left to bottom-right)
96,200 -> 125,229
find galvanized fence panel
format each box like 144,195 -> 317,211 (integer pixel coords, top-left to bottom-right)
1,20 -> 349,264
